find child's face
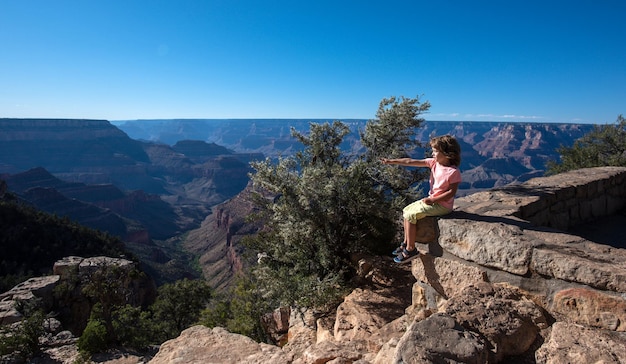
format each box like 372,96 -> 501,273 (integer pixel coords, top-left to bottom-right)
431,148 -> 450,165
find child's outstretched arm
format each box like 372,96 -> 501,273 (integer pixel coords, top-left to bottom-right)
381,158 -> 429,167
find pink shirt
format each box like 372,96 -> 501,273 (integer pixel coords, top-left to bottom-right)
425,158 -> 462,210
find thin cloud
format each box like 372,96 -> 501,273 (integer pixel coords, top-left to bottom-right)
501,114 -> 543,120
430,113 -> 545,121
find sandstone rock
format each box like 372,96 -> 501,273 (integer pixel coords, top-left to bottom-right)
406,282 -> 431,317
40,340 -> 81,364
372,336 -> 400,364
294,339 -> 363,364
52,256 -> 156,334
149,326 -> 292,364
261,306 -> 291,345
393,313 -> 489,364
443,282 -> 547,361
54,256 -> 156,304
411,254 -> 488,302
52,256 -> 84,279
283,309 -> 318,359
414,216 -> 438,243
531,245 -> 626,293
366,314 -> 412,355
535,321 -> 626,364
0,275 -> 60,325
551,287 -> 626,331
438,215 -> 536,275
0,301 -> 22,326
314,314 -> 336,344
333,288 -> 405,342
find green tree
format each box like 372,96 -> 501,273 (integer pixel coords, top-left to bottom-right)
77,315 -> 108,355
198,275 -> 270,342
0,303 -> 45,361
246,96 -> 429,309
111,304 -> 155,350
150,278 -> 213,341
80,263 -> 136,338
547,115 -> 626,174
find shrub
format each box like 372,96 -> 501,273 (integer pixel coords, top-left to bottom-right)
150,278 -> 213,341
0,310 -> 45,361
77,318 -> 108,355
111,304 -> 155,350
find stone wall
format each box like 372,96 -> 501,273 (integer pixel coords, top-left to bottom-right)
460,166 -> 626,231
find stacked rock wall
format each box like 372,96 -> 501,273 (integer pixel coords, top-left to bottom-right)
497,166 -> 626,230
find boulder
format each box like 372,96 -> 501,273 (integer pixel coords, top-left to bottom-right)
333,288 -> 404,342
393,313 -> 489,364
443,282 -> 548,361
0,275 -> 60,325
149,326 -> 292,364
293,339 -> 363,364
551,287 -> 626,331
437,214 -> 536,275
411,253 -> 488,302
531,244 -> 626,293
535,321 -> 626,363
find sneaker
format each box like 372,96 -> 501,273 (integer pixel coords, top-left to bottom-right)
393,248 -> 419,263
392,243 -> 406,256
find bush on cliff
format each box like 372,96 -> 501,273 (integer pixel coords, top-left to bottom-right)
198,275 -> 270,342
0,301 -> 45,361
150,278 -> 213,341
245,96 -> 430,309
76,278 -> 212,356
547,114 -> 626,174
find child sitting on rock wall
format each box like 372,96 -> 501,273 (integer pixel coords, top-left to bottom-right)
381,134 -> 462,263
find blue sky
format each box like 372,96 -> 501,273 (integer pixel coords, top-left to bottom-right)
1,1 -> 624,123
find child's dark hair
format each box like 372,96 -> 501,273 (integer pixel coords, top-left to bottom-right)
430,135 -> 461,166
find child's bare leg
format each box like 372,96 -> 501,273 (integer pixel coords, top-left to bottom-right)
406,221 -> 417,251
403,218 -> 410,246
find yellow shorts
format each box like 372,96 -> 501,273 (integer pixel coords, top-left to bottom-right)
402,200 -> 451,224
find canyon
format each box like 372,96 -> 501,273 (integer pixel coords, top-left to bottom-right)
0,118 -> 595,285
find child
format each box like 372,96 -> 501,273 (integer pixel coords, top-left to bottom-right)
381,134 -> 462,263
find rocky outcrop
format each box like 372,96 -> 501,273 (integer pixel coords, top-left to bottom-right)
150,326 -> 293,364
0,276 -> 60,326
150,166 -> 626,363
0,256 -> 156,335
